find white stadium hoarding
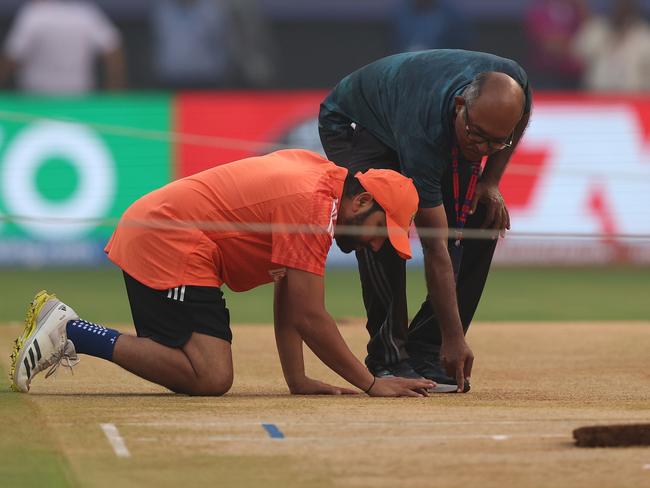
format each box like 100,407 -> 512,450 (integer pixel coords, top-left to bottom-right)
0,93 -> 648,266
494,97 -> 650,265
328,95 -> 650,265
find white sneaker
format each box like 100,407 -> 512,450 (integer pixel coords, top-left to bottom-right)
10,291 -> 80,393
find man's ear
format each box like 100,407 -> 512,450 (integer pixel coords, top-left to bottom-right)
354,192 -> 375,212
454,96 -> 465,115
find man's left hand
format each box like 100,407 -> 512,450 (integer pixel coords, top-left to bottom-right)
439,336 -> 474,393
470,182 -> 510,237
289,377 -> 359,395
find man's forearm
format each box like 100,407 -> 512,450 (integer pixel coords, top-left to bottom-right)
293,311 -> 373,391
280,268 -> 374,391
423,244 -> 464,340
274,283 -> 307,389
274,321 -> 307,390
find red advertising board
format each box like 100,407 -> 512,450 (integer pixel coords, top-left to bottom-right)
173,91 -> 650,263
175,91 -> 327,177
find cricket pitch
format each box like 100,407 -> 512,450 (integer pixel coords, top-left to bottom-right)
1,321 -> 649,488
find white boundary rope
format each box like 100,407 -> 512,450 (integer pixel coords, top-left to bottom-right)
1,213 -> 649,241
0,109 -> 285,152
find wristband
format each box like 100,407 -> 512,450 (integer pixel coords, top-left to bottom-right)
364,377 -> 376,394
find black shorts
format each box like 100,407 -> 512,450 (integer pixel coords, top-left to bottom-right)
123,272 -> 232,348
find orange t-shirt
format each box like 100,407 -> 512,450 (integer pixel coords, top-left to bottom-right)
105,149 -> 348,291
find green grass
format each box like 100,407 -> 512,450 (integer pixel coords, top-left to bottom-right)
0,365 -> 74,487
0,266 -> 648,324
478,266 -> 650,321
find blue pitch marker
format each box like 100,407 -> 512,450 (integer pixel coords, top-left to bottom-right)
262,423 -> 285,439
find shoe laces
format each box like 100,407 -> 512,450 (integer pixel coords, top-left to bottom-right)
44,341 -> 79,379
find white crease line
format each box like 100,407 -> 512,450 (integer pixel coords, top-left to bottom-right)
123,419 -> 645,428
100,423 -> 131,458
208,436 -> 260,441
162,433 -> 569,443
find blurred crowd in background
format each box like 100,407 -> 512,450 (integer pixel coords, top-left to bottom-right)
0,0 -> 649,95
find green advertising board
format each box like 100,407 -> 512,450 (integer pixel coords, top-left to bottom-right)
0,95 -> 172,265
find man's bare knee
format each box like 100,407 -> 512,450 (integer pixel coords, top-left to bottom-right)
188,373 -> 233,396
179,332 -> 233,395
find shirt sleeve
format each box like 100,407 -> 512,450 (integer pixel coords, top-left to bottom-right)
271,192 -> 334,276
86,5 -> 121,53
4,6 -> 36,61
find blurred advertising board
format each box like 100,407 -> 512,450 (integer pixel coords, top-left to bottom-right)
495,94 -> 650,265
0,92 -> 648,266
176,92 -> 650,265
0,95 -> 171,265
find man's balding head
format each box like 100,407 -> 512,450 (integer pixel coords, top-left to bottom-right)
464,72 -> 525,118
453,72 -> 526,161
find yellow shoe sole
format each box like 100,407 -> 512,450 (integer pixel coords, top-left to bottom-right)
9,290 -> 56,392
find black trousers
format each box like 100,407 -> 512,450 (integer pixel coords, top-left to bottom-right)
319,113 -> 497,366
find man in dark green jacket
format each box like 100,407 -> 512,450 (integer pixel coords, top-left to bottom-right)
319,49 -> 532,392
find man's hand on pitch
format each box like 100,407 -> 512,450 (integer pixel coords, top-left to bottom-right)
440,337 -> 474,393
470,181 -> 510,237
368,377 -> 436,397
289,377 -> 358,395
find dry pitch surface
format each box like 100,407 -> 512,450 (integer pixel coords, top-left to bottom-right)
1,321 -> 649,488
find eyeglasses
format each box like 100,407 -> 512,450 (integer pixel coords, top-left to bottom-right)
463,101 -> 514,151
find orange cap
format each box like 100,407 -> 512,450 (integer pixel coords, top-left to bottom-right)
355,169 -> 419,259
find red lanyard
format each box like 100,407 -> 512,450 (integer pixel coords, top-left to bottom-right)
451,146 -> 481,247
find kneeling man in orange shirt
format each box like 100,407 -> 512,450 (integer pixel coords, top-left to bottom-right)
11,149 -> 434,397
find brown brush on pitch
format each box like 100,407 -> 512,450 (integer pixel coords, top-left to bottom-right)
573,424 -> 650,447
